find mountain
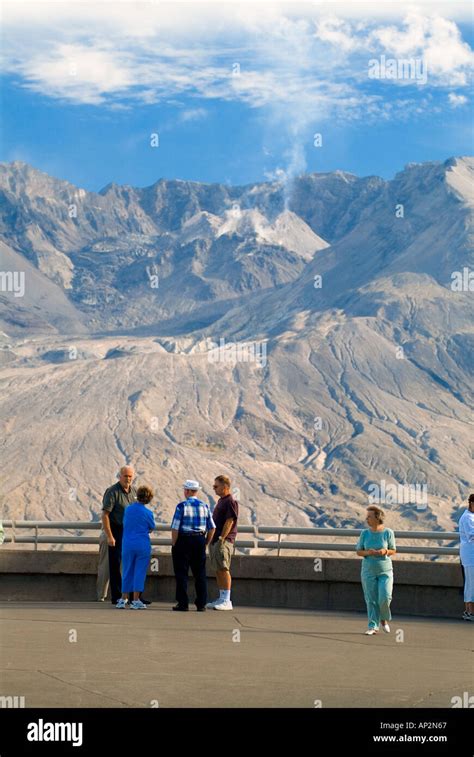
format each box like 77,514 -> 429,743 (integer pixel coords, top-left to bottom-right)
0,157 -> 472,539
0,162 -> 331,333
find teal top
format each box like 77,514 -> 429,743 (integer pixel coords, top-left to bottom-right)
356,528 -> 396,575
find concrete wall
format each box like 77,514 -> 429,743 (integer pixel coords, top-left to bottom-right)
0,550 -> 465,618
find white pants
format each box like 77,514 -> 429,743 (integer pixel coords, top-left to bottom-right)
463,564 -> 474,602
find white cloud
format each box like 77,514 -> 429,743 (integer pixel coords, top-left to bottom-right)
369,11 -> 474,86
315,15 -> 364,52
448,92 -> 468,107
0,3 -> 472,148
1,4 -> 471,108
15,44 -> 135,104
1,1 -> 471,196
179,107 -> 208,122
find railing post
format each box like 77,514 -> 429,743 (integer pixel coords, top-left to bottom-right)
252,525 -> 259,554
11,519 -> 15,544
277,531 -> 282,557
34,525 -> 38,551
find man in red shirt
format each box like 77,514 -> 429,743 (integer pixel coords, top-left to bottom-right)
206,475 -> 239,610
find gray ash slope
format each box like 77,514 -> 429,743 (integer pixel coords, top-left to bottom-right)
0,157 -> 472,535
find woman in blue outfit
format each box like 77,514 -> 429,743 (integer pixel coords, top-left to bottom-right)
116,485 -> 155,610
356,505 -> 396,635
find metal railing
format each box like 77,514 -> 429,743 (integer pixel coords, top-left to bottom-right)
0,520 -> 460,556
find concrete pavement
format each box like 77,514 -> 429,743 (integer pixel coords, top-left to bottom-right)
0,602 -> 472,708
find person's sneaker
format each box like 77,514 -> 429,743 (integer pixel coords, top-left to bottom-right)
172,604 -> 189,611
140,598 -> 152,605
381,623 -> 391,633
196,607 -> 206,612
365,628 -> 379,635
130,599 -> 147,610
205,599 -> 221,608
462,611 -> 472,621
115,598 -> 128,609
213,600 -> 233,611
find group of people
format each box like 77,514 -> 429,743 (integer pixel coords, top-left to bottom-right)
99,466 -> 238,611
97,466 -> 474,630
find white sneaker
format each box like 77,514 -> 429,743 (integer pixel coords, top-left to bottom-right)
206,599 -> 221,608
130,599 -> 147,610
213,600 -> 233,611
115,598 -> 128,609
365,628 -> 379,635
382,623 -> 391,633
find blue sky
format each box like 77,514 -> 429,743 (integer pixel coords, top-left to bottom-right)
1,1 -> 473,192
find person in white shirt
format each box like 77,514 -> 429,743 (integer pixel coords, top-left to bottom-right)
458,493 -> 474,621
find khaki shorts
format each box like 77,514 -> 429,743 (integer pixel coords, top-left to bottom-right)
208,539 -> 234,572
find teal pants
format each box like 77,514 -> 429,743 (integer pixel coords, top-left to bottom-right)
361,570 -> 393,629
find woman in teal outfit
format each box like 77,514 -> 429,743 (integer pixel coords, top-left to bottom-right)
356,506 -> 396,635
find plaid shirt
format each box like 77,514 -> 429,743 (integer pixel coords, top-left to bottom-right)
171,497 -> 216,534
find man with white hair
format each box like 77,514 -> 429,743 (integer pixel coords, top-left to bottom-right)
170,479 -> 216,611
102,465 -> 137,605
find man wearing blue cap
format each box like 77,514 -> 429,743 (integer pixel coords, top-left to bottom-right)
171,480 -> 216,611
